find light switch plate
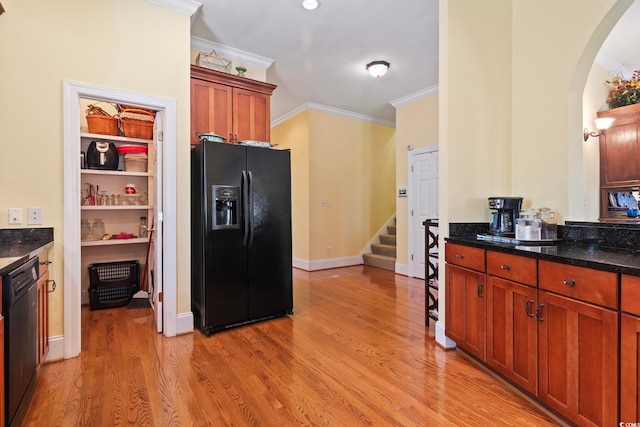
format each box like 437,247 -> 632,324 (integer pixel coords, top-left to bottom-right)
28,207 -> 42,225
9,208 -> 22,224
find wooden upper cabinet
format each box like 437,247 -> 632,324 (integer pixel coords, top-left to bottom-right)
598,103 -> 640,220
191,79 -> 233,146
190,65 -> 276,146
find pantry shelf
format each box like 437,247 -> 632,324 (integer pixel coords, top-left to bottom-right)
80,132 -> 153,144
81,205 -> 153,211
81,237 -> 148,247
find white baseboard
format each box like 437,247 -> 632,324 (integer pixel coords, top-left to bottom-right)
176,311 -> 194,334
46,335 -> 65,362
293,256 -> 363,271
395,262 -> 408,276
81,290 -> 89,305
435,321 -> 457,349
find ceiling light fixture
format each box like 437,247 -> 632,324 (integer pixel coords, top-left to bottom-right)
583,117 -> 615,141
366,61 -> 390,78
302,0 -> 319,10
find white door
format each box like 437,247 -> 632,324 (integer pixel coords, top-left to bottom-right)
150,114 -> 164,332
409,148 -> 439,279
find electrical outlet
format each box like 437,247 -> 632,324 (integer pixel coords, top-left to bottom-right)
327,246 -> 332,254
28,207 -> 43,225
321,199 -> 332,207
9,208 -> 22,224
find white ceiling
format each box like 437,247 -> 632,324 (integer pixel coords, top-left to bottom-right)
190,0 -> 639,126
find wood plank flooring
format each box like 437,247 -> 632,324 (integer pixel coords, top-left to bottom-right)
23,266 -> 563,426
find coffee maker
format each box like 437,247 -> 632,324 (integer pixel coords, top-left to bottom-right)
488,197 -> 523,236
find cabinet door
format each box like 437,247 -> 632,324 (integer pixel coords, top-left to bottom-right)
600,121 -> 640,187
445,264 -> 486,361
538,291 -> 618,426
0,315 -> 4,427
191,79 -> 233,146
486,276 -> 538,395
233,88 -> 271,142
621,313 -> 640,422
37,270 -> 49,364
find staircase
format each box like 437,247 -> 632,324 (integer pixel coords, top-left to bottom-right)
363,222 -> 396,271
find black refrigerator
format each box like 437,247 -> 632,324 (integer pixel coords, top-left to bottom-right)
191,142 -> 293,334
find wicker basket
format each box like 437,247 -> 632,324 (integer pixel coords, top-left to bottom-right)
120,108 -> 155,139
86,104 -> 119,136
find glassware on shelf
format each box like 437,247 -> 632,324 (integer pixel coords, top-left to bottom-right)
81,218 -> 92,241
99,191 -> 109,206
93,218 -> 105,239
139,216 -> 148,238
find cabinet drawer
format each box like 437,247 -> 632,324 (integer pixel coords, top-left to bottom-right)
487,251 -> 537,286
445,243 -> 485,272
538,260 -> 618,309
622,274 -> 640,316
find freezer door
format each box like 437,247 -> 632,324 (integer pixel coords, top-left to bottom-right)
246,147 -> 293,318
202,142 -> 249,330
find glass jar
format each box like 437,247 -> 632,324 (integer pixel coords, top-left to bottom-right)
81,218 -> 92,241
139,216 -> 148,238
93,218 -> 105,239
516,209 -> 541,240
538,208 -> 557,240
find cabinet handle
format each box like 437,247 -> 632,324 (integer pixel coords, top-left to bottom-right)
456,254 -> 464,259
40,260 -> 52,265
525,300 -> 535,318
147,228 -> 156,232
477,283 -> 484,298
563,279 -> 576,286
501,264 -> 510,271
535,304 -> 544,322
46,279 -> 56,293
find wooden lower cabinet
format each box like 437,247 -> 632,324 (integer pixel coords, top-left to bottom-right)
37,269 -> 49,364
538,290 -> 619,427
1,315 -> 4,427
445,264 -> 486,361
486,276 -> 538,395
621,313 -> 640,422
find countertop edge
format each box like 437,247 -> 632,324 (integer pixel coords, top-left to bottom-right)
0,240 -> 54,276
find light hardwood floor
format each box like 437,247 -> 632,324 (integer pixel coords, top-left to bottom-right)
23,266 -> 563,426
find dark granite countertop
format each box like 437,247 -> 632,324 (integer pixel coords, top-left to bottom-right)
446,220 -> 640,275
0,228 -> 54,276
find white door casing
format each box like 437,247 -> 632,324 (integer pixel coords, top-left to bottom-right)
63,80 -> 178,359
407,146 -> 439,279
151,114 -> 163,332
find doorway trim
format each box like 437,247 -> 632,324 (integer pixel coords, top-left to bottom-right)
407,145 -> 439,279
62,80 -> 178,359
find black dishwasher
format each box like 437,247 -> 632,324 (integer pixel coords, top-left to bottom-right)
2,256 -> 38,427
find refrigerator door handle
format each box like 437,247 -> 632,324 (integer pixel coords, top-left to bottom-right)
242,170 -> 250,246
248,170 -> 255,246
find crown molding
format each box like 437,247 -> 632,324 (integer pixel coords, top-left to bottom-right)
390,84 -> 439,108
145,0 -> 201,16
191,36 -> 274,69
271,102 -> 396,128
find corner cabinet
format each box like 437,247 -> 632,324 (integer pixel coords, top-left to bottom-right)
598,103 -> 640,221
190,65 -> 277,146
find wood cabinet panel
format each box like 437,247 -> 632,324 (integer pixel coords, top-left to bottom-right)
538,260 -> 618,309
37,270 -> 49,364
538,291 -> 619,426
445,264 -> 486,361
190,79 -> 233,146
445,243 -> 485,272
621,313 -> 640,422
233,88 -> 270,142
487,251 -> 537,286
0,315 -> 4,427
486,276 -> 538,395
622,274 -> 640,316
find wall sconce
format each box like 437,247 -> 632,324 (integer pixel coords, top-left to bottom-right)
366,61 -> 390,78
583,117 -> 615,141
302,0 -> 319,10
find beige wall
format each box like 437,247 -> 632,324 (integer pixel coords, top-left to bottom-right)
272,110 -> 395,265
0,0 -> 192,335
439,0 -> 631,333
395,94 -> 439,267
271,111 -> 311,260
